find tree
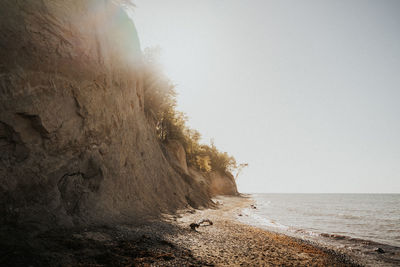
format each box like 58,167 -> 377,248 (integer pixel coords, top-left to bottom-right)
235,163 -> 249,180
196,155 -> 211,172
141,47 -> 239,175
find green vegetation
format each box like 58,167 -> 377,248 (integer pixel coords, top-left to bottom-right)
142,47 -> 239,175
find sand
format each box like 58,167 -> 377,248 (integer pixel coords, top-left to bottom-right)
167,195 -> 359,266
0,195 -> 360,266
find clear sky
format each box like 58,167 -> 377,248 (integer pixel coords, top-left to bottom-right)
133,0 -> 400,193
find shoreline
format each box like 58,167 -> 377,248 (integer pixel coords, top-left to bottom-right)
236,194 -> 400,267
169,195 -> 360,266
1,195 -> 362,266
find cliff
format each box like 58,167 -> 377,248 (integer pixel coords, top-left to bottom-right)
164,140 -> 239,197
0,0 -> 238,230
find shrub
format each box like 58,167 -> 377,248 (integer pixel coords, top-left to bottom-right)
141,47 -> 239,175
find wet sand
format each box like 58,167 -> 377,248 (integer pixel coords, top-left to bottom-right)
0,195 -> 360,266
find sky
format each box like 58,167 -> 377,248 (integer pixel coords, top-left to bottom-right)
133,0 -> 400,193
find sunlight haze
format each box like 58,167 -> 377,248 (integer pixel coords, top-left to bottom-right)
134,0 -> 400,193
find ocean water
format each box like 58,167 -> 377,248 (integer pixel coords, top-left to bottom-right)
238,193 -> 400,266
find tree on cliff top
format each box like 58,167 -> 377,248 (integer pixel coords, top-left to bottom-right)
141,47 -> 239,175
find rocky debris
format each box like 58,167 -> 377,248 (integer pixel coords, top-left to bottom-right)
375,247 -> 385,253
174,196 -> 362,267
0,222 -> 209,267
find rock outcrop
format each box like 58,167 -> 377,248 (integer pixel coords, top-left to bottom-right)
0,0 -> 212,229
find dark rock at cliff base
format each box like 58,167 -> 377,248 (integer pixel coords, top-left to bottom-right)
0,0 -> 210,230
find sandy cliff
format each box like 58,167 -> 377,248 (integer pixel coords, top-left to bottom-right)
164,140 -> 239,197
207,171 -> 238,196
0,0 -> 217,229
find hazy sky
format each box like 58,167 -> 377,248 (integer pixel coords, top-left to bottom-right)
133,0 -> 400,193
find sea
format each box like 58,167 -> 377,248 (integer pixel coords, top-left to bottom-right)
238,193 -> 400,266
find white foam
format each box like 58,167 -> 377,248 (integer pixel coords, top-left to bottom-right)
238,208 -> 289,231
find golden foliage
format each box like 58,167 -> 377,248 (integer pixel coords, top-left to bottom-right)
196,155 -> 212,172
141,47 -> 239,174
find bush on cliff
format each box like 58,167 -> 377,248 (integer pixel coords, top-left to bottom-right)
141,47 -> 238,175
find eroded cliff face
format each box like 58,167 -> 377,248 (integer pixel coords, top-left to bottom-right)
164,140 -> 239,197
0,0 -> 210,229
163,140 -> 189,175
207,171 -> 239,196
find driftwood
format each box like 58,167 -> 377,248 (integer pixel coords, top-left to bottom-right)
189,219 -> 214,230
198,219 -> 213,226
189,223 -> 199,230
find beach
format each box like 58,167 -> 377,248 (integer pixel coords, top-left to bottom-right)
168,195 -> 358,266
1,195 -> 359,266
